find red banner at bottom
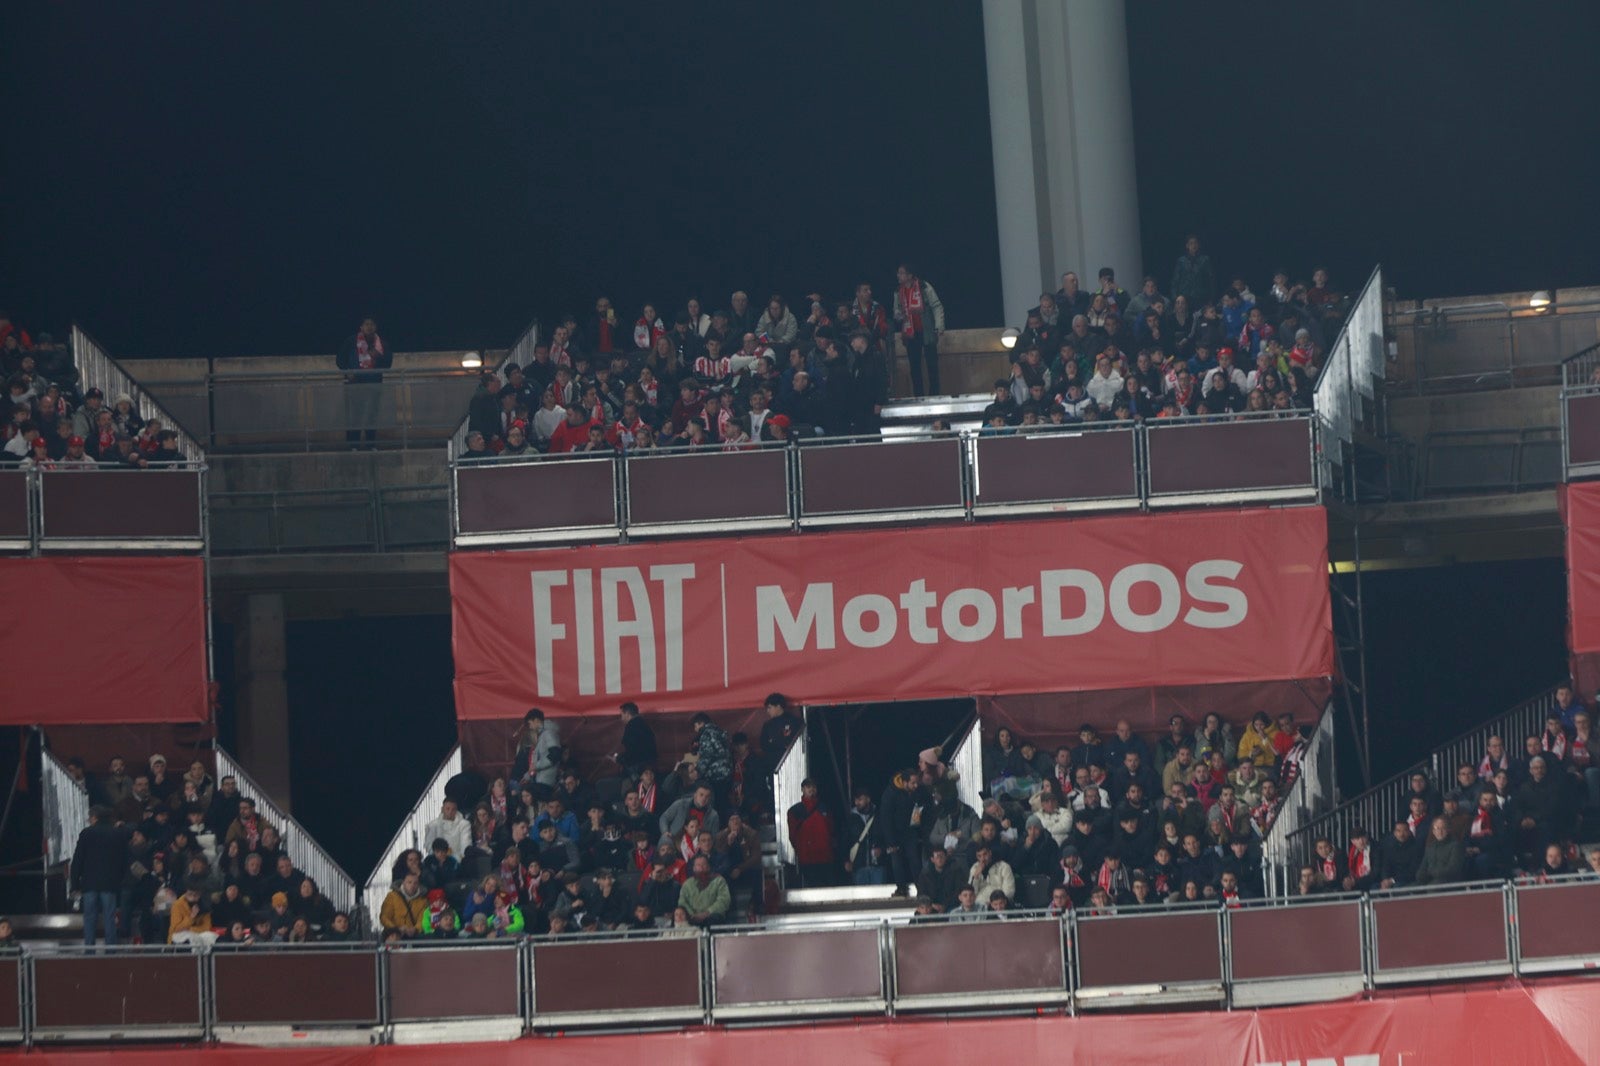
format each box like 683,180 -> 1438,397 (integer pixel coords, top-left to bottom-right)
15,977 -> 1600,1064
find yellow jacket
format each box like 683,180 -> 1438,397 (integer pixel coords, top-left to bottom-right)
167,896 -> 213,942
1236,725 -> 1280,768
380,888 -> 427,933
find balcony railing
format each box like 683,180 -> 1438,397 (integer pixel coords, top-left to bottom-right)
450,411 -> 1321,548
0,465 -> 207,553
209,486 -> 447,555
5,876 -> 1597,1044
1560,342 -> 1600,480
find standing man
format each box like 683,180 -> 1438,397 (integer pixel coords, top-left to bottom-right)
691,713 -> 734,815
893,264 -> 945,396
337,317 -> 392,448
876,768 -> 920,897
71,806 -> 128,946
617,702 -> 658,778
846,283 -> 891,354
786,779 -> 836,887
759,693 -> 802,765
514,709 -> 562,788
1170,235 -> 1216,310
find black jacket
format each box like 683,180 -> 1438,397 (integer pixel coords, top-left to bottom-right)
71,821 -> 130,893
1377,833 -> 1424,885
875,784 -> 915,851
759,713 -> 803,762
336,332 -> 394,383
915,860 -> 968,910
620,716 -> 658,775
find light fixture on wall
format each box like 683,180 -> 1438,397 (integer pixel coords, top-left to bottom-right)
1528,291 -> 1552,311
1000,327 -> 1020,350
460,351 -> 483,368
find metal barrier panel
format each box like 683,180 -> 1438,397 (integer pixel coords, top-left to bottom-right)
39,468 -> 204,545
1146,416 -> 1316,505
1227,898 -> 1365,1007
711,926 -> 884,1019
1370,886 -> 1512,984
1566,393 -> 1600,476
529,935 -> 702,1026
455,457 -> 617,542
387,943 -> 520,1023
0,471 -> 27,549
31,952 -> 204,1039
970,426 -> 1139,513
212,948 -> 380,1027
1514,879 -> 1600,974
625,447 -> 790,534
0,956 -> 19,1041
797,437 -> 964,524
1074,908 -> 1223,1005
891,917 -> 1068,1010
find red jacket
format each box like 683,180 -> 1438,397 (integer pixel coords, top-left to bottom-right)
547,417 -> 596,454
786,798 -> 835,865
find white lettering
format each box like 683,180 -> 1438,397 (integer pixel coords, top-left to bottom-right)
529,571 -> 568,699
899,579 -> 939,644
941,588 -> 996,642
1001,586 -> 1034,638
1040,569 -> 1105,636
1108,563 -> 1181,633
572,568 -> 595,695
650,564 -> 694,691
757,584 -> 835,652
1184,559 -> 1248,629
841,594 -> 897,648
600,568 -> 655,694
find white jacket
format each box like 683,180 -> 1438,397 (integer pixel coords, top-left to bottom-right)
423,812 -> 471,858
1087,371 -> 1124,409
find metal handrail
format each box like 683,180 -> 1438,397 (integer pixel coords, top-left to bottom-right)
70,325 -> 205,462
448,318 -> 540,461
364,745 -> 463,930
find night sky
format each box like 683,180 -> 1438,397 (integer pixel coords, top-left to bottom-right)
5,3 -> 1599,360
1,4 -> 1590,877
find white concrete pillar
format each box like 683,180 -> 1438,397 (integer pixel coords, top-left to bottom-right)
234,593 -> 292,810
983,0 -> 1143,324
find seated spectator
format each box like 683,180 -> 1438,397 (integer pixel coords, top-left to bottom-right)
167,882 -> 217,946
381,872 -> 427,937
678,854 -> 730,927
1415,815 -> 1466,885
1378,819 -> 1423,889
424,798 -> 472,860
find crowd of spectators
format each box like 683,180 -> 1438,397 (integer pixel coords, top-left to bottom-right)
1294,683 -> 1600,895
459,270 -> 941,458
987,239 -> 1346,431
68,754 -> 352,947
0,310 -> 188,468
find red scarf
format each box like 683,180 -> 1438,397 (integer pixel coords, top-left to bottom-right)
1545,732 -> 1569,761
1318,855 -> 1337,882
1471,809 -> 1494,837
1222,887 -> 1240,908
1406,811 -> 1426,836
638,783 -> 657,812
355,331 -> 383,370
1062,865 -> 1083,889
1348,844 -> 1370,879
634,318 -> 664,350
1478,752 -> 1507,778
899,281 -> 924,337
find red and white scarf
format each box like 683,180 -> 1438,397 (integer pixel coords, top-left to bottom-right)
1318,854 -> 1338,882
899,281 -> 924,337
354,331 -> 383,370
634,317 -> 664,350
1348,844 -> 1370,879
1471,809 -> 1494,837
1544,731 -> 1569,761
637,783 -> 657,813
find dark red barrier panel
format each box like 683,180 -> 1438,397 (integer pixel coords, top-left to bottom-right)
455,458 -> 616,539
388,944 -> 520,1022
626,447 -> 790,533
32,953 -> 203,1037
1515,879 -> 1600,973
1370,888 -> 1511,983
39,469 -> 203,543
1567,482 -> 1600,655
0,955 -> 19,1038
1075,909 -> 1222,1001
971,428 -> 1139,512
0,557 -> 208,725
1567,393 -> 1600,473
892,917 -> 1067,1009
530,936 -> 701,1025
1145,416 -> 1315,502
212,949 -> 379,1027
1227,899 -> 1365,1006
0,470 -> 27,548
797,437 -> 963,521
712,928 -> 883,1018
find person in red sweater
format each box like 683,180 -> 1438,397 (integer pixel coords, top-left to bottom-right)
546,406 -> 596,454
786,779 -> 836,887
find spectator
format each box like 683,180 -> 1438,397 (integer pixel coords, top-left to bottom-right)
754,295 -> 798,347
893,264 -> 945,395
614,701 -> 658,777
690,713 -> 734,813
841,789 -> 885,885
422,798 -> 472,861
336,317 -> 392,448
1378,819 -> 1424,889
71,806 -> 128,946
513,709 -> 562,787
1415,816 -> 1466,885
660,784 -> 721,841
678,853 -> 730,927
380,871 -> 427,937
759,693 -> 802,763
785,779 -> 835,887
1236,713 -> 1280,767
167,883 -> 217,946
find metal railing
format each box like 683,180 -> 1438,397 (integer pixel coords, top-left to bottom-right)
70,326 -> 204,462
1260,706 -> 1336,896
1283,685 -> 1563,873
1420,427 -> 1561,496
1314,264 -> 1385,468
0,465 -> 208,554
208,485 -> 447,554
39,749 -> 88,873
145,366 -> 486,453
1391,297 -> 1600,394
450,410 -> 1322,547
364,746 -> 462,930
948,717 -> 983,815
772,728 -> 809,868
448,318 -> 540,460
5,874 -> 1595,1043
214,746 -> 357,914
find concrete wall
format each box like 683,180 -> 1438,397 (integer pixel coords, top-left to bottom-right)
207,448 -> 447,495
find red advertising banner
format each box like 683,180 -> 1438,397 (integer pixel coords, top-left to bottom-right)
13,976 -> 1600,1065
1565,481 -> 1600,655
451,506 -> 1333,719
0,556 -> 209,724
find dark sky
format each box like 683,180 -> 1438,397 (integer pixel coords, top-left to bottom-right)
4,3 -> 1599,360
